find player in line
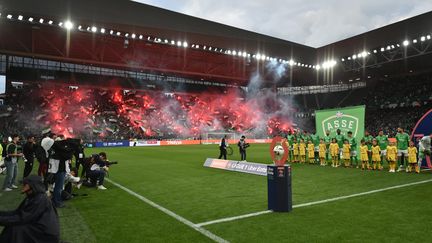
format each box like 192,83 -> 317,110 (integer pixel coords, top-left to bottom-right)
342,140 -> 351,168
417,134 -> 431,172
396,128 -> 410,172
330,138 -> 340,167
407,141 -> 419,173
307,140 -> 315,164
360,139 -> 369,170
387,141 -> 398,172
319,139 -> 327,166
299,139 -> 306,164
375,130 -> 388,171
371,139 -> 382,170
347,131 -> 358,168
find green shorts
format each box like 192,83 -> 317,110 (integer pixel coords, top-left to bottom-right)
419,150 -> 425,159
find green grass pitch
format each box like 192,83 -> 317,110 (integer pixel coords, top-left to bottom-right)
1,144 -> 432,242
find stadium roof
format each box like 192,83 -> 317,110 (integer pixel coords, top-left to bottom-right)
0,0 -> 432,86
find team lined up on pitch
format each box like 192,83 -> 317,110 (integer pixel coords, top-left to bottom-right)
284,128 -> 431,173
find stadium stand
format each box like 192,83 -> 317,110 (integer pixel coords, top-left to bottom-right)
0,71 -> 430,140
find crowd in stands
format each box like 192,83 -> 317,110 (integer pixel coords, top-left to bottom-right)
293,73 -> 432,136
0,82 -> 295,141
0,72 -> 431,142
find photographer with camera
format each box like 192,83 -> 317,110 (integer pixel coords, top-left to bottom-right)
48,137 -> 81,208
237,135 -> 250,161
86,152 -> 117,190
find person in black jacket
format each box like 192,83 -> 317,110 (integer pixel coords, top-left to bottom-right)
23,135 -> 36,178
73,139 -> 86,177
237,136 -> 250,161
49,138 -> 80,208
218,135 -> 228,160
0,175 -> 60,243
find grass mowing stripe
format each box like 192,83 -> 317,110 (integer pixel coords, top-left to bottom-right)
196,178 -> 432,227
105,178 -> 229,243
292,178 -> 432,208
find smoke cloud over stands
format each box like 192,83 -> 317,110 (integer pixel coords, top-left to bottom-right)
4,61 -> 301,139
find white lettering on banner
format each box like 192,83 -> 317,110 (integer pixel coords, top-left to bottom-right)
167,141 -> 183,145
130,140 -> 161,147
204,158 -> 268,176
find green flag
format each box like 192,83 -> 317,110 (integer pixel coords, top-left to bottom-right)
315,106 -> 365,156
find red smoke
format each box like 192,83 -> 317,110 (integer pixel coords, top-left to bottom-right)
38,85 -> 294,138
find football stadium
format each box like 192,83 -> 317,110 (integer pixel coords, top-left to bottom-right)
0,0 -> 432,242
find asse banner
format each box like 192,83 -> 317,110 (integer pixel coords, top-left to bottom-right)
315,105 -> 365,153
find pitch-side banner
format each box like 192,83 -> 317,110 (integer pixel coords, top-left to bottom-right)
315,105 -> 365,153
203,158 -> 268,176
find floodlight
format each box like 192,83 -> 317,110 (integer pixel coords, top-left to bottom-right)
402,40 -> 409,46
64,20 -> 73,30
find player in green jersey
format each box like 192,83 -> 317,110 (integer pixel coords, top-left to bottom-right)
310,131 -> 320,163
334,129 -> 345,159
347,131 -> 358,167
375,130 -> 389,166
363,131 -> 374,164
323,130 -> 332,164
286,130 -> 295,162
395,127 -> 410,172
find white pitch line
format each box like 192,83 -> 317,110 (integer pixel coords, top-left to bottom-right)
292,178 -> 432,208
196,210 -> 273,227
105,178 -> 229,243
196,178 -> 432,227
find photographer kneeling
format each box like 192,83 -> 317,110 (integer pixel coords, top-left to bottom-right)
86,152 -> 111,190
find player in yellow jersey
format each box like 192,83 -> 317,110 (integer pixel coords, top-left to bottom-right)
407,141 -> 419,173
319,139 -> 326,166
359,139 -> 369,170
330,138 -> 339,167
307,140 -> 315,164
292,139 -> 299,163
342,140 -> 351,167
387,141 -> 398,172
299,139 -> 306,163
284,139 -> 290,163
371,139 -> 382,170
